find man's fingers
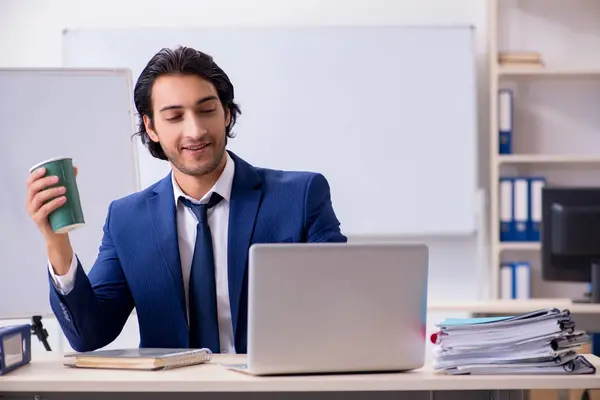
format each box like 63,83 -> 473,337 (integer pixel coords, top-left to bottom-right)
26,167 -> 46,187
29,175 -> 59,195
26,175 -> 60,214
30,186 -> 66,214
33,196 -> 66,223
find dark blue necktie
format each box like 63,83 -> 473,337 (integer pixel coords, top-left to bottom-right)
180,193 -> 223,351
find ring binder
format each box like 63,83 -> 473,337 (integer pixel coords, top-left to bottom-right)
431,308 -> 595,375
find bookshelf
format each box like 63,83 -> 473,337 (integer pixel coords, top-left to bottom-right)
488,0 -> 600,300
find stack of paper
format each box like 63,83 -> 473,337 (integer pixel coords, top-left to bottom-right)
431,308 -> 596,375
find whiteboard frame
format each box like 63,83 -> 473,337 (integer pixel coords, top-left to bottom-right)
0,67 -> 141,319
0,67 -> 142,195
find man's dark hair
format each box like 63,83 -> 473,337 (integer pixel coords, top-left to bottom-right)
133,46 -> 241,160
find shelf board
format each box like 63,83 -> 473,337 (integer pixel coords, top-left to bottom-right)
497,154 -> 600,165
498,242 -> 541,252
497,66 -> 600,77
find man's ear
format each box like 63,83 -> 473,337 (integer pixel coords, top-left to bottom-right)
143,115 -> 159,142
225,108 -> 231,128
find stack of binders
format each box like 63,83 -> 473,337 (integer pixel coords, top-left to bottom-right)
430,308 -> 595,375
499,176 -> 546,242
497,88 -> 546,242
500,261 -> 531,300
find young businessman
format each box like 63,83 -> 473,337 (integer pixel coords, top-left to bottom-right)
26,46 -> 347,353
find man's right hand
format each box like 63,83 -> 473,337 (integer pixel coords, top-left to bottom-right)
26,166 -> 78,275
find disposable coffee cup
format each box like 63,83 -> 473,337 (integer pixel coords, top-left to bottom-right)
29,157 -> 85,234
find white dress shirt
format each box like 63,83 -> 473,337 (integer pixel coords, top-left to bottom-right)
48,152 -> 236,354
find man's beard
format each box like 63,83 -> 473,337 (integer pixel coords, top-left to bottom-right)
164,139 -> 226,177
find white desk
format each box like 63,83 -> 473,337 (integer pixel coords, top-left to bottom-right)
1,353 -> 599,400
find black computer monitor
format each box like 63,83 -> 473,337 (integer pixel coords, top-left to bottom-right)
541,187 -> 600,303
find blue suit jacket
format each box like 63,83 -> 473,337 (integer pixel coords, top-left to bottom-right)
49,151 -> 347,352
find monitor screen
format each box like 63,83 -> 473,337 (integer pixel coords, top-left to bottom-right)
542,187 -> 600,283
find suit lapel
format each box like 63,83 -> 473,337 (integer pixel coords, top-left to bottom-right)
227,151 -> 262,337
147,174 -> 187,318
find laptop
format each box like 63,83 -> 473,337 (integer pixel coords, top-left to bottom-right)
227,242 -> 429,375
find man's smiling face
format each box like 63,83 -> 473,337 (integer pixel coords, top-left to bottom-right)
144,73 -> 231,177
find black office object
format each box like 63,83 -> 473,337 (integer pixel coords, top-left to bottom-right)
31,315 -> 51,351
541,187 -> 600,303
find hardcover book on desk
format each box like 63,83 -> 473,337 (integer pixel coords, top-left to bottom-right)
64,348 -> 213,371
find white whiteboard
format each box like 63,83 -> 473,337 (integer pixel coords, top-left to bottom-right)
0,69 -> 139,318
62,26 -> 478,237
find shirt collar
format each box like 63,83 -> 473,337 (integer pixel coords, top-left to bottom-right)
172,151 -> 235,206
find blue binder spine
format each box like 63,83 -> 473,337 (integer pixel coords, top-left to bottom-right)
514,262 -> 531,299
513,178 -> 529,241
499,177 -> 514,241
500,262 -> 516,299
528,176 -> 546,242
498,89 -> 513,154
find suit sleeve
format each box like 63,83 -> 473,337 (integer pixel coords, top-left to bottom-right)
48,201 -> 134,352
48,254 -> 78,294
303,173 -> 348,243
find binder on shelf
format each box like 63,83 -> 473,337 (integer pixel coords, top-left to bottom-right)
499,177 -> 514,241
514,262 -> 531,299
513,178 -> 529,241
498,89 -> 513,154
500,262 -> 515,299
528,177 -> 546,242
